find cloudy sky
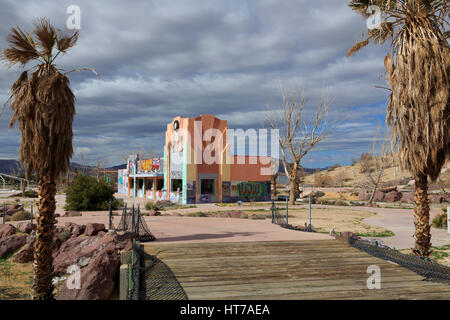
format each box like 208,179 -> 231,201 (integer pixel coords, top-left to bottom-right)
0,0 -> 391,168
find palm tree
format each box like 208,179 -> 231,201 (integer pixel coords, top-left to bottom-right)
347,0 -> 449,256
2,18 -> 80,299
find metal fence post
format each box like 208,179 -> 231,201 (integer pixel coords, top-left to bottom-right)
308,196 -> 312,231
123,203 -> 127,231
136,204 -> 140,235
131,204 -> 135,232
447,206 -> 449,236
271,200 -> 275,224
108,198 -> 112,230
285,197 -> 288,225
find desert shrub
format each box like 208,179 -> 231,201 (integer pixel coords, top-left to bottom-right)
65,175 -> 119,211
359,153 -> 374,173
188,212 -> 207,217
9,210 -> 31,221
23,190 -> 38,198
314,174 -> 334,187
145,201 -> 164,211
58,231 -> 72,242
432,213 -> 448,229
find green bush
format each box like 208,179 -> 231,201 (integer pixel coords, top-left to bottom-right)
8,210 -> 31,222
145,201 -> 164,211
23,190 -> 38,198
432,213 -> 448,229
65,175 -> 119,211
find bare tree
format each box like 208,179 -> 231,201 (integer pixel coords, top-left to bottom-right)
361,129 -> 397,204
266,86 -> 334,204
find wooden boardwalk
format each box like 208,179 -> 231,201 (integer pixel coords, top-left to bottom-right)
143,240 -> 450,300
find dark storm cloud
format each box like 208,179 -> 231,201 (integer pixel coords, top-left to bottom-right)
0,0 -> 391,167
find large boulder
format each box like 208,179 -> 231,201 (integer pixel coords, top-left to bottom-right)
401,192 -> 415,203
358,189 -> 370,201
1,204 -> 23,216
64,211 -> 82,217
85,223 -> 106,236
64,222 -> 86,238
372,190 -> 385,202
0,234 -> 27,259
13,232 -> 36,263
428,194 -> 442,203
56,243 -> 121,300
53,231 -> 135,274
385,191 -> 403,202
0,224 -> 16,238
16,222 -> 36,234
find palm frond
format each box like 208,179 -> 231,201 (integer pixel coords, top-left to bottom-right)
56,29 -> 79,53
33,18 -> 56,57
1,27 -> 40,66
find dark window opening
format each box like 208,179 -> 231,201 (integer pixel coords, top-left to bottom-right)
172,179 -> 182,192
201,179 -> 214,194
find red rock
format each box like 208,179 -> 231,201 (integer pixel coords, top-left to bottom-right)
372,190 -> 385,202
401,192 -> 415,203
148,210 -> 160,216
13,232 -> 36,263
0,224 -> 16,238
16,222 -> 36,234
339,231 -> 361,240
65,223 -> 86,238
385,191 -> 403,202
64,211 -> 82,217
428,194 -> 442,203
56,243 -> 120,300
85,223 -> 106,236
358,188 -> 370,201
0,234 -> 27,259
53,231 -> 134,274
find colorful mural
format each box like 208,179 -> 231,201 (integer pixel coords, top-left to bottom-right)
139,158 -> 161,173
186,181 -> 196,204
117,169 -> 128,194
222,181 -> 271,203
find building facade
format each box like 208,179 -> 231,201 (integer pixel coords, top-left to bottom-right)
118,115 -> 275,204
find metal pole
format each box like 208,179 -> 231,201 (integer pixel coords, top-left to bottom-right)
271,200 -> 275,224
136,204 -> 140,234
108,198 -> 112,230
308,196 -> 312,231
131,203 -> 135,232
285,197 -> 288,225
123,203 -> 127,231
447,206 -> 449,236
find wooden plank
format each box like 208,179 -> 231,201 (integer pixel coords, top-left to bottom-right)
141,240 -> 450,300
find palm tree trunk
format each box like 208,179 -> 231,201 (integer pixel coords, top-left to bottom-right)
32,174 -> 56,300
413,172 -> 431,256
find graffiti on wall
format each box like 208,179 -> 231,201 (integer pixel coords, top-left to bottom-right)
117,169 -> 128,194
139,158 -> 161,173
186,181 -> 196,204
222,181 -> 271,202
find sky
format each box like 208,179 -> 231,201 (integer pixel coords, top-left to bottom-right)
0,0 -> 392,168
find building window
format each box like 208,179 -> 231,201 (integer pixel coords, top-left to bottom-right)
201,179 -> 214,194
172,179 -> 182,192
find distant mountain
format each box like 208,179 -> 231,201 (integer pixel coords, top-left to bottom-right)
0,159 -> 95,175
106,164 -> 127,170
276,161 -> 325,174
0,159 -> 22,175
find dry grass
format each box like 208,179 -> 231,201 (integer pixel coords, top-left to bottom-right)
281,208 -> 393,237
0,259 -> 33,300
